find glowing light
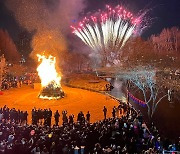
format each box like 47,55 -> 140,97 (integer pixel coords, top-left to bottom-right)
38,95 -> 61,100
37,54 -> 61,88
37,54 -> 63,100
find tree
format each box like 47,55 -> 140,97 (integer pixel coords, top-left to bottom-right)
0,29 -> 20,63
61,51 -> 91,74
121,36 -> 180,69
0,55 -> 6,90
121,37 -> 158,67
151,27 -> 180,52
120,67 -> 168,118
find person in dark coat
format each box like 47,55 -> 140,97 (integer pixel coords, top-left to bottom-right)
47,108 -> 52,126
103,106 -> 107,119
69,114 -> 74,124
86,111 -> 90,123
112,107 -> 116,118
24,111 -> 28,124
54,110 -> 60,126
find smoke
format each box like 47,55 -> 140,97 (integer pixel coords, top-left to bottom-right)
5,0 -> 49,32
31,30 -> 66,60
0,29 -> 20,63
5,0 -> 87,61
55,0 -> 86,33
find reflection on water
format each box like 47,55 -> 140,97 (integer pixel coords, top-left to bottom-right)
106,77 -> 126,100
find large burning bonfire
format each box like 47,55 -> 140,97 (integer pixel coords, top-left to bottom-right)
37,54 -> 64,100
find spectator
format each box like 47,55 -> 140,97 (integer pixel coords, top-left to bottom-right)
54,110 -> 60,126
0,105 -> 178,154
69,114 -> 74,124
103,106 -> 107,119
62,110 -> 68,124
112,106 -> 116,118
86,111 -> 90,123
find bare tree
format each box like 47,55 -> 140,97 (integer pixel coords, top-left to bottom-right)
120,67 -> 168,118
120,37 -> 158,67
61,52 -> 91,73
151,27 -> 180,52
0,55 -> 6,90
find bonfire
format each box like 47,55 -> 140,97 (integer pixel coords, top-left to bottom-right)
37,54 -> 64,100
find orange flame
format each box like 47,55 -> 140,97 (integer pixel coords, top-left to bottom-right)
37,54 -> 61,88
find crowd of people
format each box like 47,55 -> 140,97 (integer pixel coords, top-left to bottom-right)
1,76 -> 31,91
31,109 -> 91,127
1,78 -> 19,90
0,105 -> 28,124
0,103 -> 179,154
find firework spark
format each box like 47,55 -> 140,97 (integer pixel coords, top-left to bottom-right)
71,5 -> 143,65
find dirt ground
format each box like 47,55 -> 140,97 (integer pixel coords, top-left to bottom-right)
0,85 -> 119,125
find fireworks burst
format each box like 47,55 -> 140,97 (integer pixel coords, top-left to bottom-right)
71,5 -> 143,65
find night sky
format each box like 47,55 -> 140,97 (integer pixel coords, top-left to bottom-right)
0,0 -> 180,41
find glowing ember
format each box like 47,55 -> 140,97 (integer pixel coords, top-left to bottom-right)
37,54 -> 64,100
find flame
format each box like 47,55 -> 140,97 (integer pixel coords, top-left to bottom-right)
37,54 -> 61,88
36,54 -> 64,100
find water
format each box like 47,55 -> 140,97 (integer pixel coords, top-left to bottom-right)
106,77 -> 126,101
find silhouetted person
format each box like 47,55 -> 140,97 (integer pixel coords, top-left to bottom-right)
69,114 -> 74,124
118,105 -> 122,115
47,108 -> 52,126
24,111 -> 28,124
62,110 -> 68,124
86,111 -> 90,123
103,106 -> 107,119
77,111 -> 84,123
112,107 -> 116,118
54,110 -> 60,126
